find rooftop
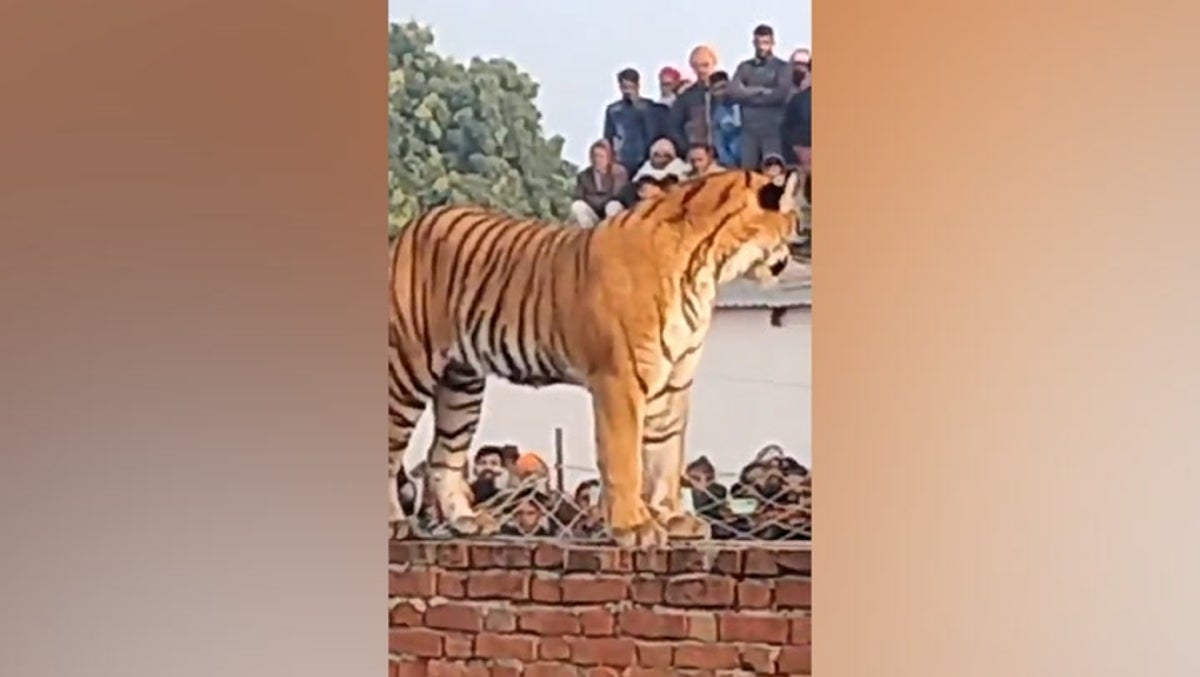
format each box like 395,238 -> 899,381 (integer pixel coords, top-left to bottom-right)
714,262 -> 812,310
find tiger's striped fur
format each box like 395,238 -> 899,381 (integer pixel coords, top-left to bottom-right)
388,169 -> 801,547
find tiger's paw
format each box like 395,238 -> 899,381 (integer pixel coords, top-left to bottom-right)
611,519 -> 668,549
389,518 -> 412,541
661,511 -> 711,540
448,511 -> 499,537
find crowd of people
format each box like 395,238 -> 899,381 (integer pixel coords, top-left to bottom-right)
569,23 -> 812,227
396,441 -> 812,542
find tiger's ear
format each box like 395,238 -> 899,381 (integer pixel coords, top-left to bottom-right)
756,171 -> 800,212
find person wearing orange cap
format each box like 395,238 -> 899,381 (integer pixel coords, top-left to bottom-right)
514,451 -> 548,478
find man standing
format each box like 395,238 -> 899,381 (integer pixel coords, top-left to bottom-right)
569,140 -> 628,227
668,45 -> 719,155
783,56 -> 812,180
729,24 -> 793,170
603,68 -> 661,177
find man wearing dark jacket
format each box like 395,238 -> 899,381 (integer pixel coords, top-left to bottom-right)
667,45 -> 719,154
782,56 -> 812,177
729,24 -> 793,170
603,68 -> 664,177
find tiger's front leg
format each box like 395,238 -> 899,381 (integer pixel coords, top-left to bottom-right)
642,382 -> 710,540
590,373 -> 666,549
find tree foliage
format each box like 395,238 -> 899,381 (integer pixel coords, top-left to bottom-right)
388,22 -> 576,238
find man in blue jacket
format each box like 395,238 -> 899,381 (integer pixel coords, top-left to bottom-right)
729,24 -> 793,170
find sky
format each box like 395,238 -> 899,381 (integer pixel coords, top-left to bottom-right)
387,0 -> 813,165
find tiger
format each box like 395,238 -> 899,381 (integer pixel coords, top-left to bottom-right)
388,168 -> 802,548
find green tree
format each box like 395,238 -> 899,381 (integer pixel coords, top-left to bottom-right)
388,22 -> 576,239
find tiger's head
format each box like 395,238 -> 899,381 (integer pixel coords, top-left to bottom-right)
706,169 -> 802,285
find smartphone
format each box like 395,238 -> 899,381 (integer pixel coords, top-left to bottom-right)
728,497 -> 759,515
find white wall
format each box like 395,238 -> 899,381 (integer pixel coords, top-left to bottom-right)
404,307 -> 812,486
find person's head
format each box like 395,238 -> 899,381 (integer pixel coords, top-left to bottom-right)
514,452 -> 548,480
474,446 -> 504,478
589,139 -> 613,171
574,479 -> 601,509
791,49 -> 811,87
499,444 -> 520,468
753,24 -> 776,59
761,154 -> 786,179
688,45 -> 718,83
616,67 -> 640,100
648,138 -> 676,169
635,176 -> 664,201
709,70 -> 731,99
687,143 -> 716,174
658,66 -> 682,100
512,494 -> 546,533
659,174 -> 680,191
686,456 -> 716,488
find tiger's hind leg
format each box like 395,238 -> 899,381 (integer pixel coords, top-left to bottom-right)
389,394 -> 427,540
388,321 -> 435,541
424,364 -> 497,537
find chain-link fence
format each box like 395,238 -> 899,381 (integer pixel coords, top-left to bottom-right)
396,431 -> 811,543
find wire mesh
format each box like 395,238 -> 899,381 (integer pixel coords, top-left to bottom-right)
396,447 -> 812,544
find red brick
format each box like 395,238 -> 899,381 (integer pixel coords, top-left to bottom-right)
425,603 -> 484,632
736,580 -> 773,608
685,613 -> 717,642
466,570 -> 529,600
389,628 -> 442,657
713,549 -> 742,575
633,550 -> 669,573
426,660 -> 488,677
436,543 -> 470,568
578,608 -> 615,636
718,613 -> 790,644
790,616 -> 812,644
740,646 -> 778,674
523,664 -> 579,677
519,608 -> 581,636
674,642 -> 739,669
437,571 -> 467,598
394,658 -> 427,677
629,578 -> 663,604
777,645 -> 812,674
533,543 -> 565,568
743,549 -> 779,576
582,668 -> 621,677
489,666 -> 520,677
777,549 -> 812,574
625,669 -> 674,677
667,549 -> 711,573
635,644 -> 673,667
483,608 -> 516,633
566,637 -> 638,667
539,637 -> 571,661
390,601 -> 423,627
663,576 -> 735,607
617,608 -> 688,639
390,569 -> 437,597
775,578 -> 811,608
469,543 -> 533,568
475,633 -> 537,662
564,549 -> 603,572
531,576 -> 561,602
444,634 -> 472,658
561,576 -> 628,603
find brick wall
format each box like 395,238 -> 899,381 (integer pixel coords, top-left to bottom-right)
388,540 -> 812,676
